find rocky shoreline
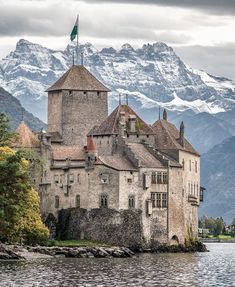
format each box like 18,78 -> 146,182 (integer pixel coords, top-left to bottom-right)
0,241 -> 208,260
0,244 -> 135,260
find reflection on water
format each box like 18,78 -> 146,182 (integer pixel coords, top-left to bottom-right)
0,244 -> 235,287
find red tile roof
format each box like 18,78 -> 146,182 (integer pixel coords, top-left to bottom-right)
46,65 -> 109,92
52,146 -> 85,160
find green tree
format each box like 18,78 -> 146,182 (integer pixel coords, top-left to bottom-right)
0,113 -> 15,146
231,219 -> 235,237
0,114 -> 49,244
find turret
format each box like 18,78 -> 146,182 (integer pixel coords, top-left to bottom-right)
85,136 -> 97,170
163,109 -> 168,121
179,121 -> 184,147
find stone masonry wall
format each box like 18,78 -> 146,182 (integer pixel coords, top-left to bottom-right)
57,208 -> 143,248
62,91 -> 108,146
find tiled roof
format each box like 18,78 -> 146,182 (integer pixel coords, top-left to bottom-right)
46,65 -> 109,92
52,146 -> 85,160
127,143 -> 165,168
89,104 -> 155,136
12,122 -> 40,148
152,119 -> 199,156
99,154 -> 137,171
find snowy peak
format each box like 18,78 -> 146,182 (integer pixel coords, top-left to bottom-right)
1,39 -> 235,123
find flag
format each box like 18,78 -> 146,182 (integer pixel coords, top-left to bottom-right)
70,16 -> 78,41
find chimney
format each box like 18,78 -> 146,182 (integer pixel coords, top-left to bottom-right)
129,114 -> 136,132
87,136 -> 97,152
85,136 -> 97,170
179,121 -> 184,147
163,109 -> 167,121
119,111 -> 126,137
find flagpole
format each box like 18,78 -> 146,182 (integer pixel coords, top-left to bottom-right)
76,14 -> 79,65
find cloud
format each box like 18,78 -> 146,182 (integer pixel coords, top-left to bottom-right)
174,43 -> 235,80
81,0 -> 235,15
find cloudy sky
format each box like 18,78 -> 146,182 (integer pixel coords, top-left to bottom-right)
0,0 -> 235,79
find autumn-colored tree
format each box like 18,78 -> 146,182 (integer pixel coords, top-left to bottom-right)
0,114 -> 49,244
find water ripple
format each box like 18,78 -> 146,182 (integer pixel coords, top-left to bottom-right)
0,244 -> 235,287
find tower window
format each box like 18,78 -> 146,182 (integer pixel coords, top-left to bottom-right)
69,90 -> 72,96
54,174 -> 59,184
55,195 -> 60,209
100,194 -> 108,208
69,174 -> 74,183
76,195 -> 80,208
128,195 -> 135,208
97,91 -> 100,97
83,91 -> 87,96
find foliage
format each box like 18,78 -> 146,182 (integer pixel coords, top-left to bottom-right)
0,115 -> 49,245
230,219 -> 235,237
0,113 -> 16,146
199,216 -> 225,237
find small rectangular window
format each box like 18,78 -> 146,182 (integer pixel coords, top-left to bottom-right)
163,172 -> 168,184
127,178 -> 132,184
69,174 -> 74,183
151,172 -> 156,184
162,193 -> 167,207
128,195 -> 135,208
156,193 -> 161,207
157,172 -> 162,184
76,195 -> 80,208
54,174 -> 59,184
59,174 -> 64,183
55,195 -> 59,209
77,174 -> 80,183
195,161 -> 198,173
189,160 -> 191,171
100,195 -> 108,207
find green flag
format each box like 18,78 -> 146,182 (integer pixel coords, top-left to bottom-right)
70,16 -> 78,41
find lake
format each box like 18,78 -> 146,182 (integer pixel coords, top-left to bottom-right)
0,243 -> 234,287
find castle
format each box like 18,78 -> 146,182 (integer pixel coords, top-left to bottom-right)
14,65 -> 203,247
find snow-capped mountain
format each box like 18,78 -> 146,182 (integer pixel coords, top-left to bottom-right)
1,39 -> 235,123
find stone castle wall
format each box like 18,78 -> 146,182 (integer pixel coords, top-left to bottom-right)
57,208 -> 143,248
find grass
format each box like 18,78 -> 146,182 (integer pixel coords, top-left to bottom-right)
47,239 -> 110,247
208,234 -> 235,240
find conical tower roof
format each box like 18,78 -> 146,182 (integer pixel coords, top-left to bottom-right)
12,122 -> 40,148
46,65 -> 109,92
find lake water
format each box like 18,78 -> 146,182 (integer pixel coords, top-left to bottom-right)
0,243 -> 235,287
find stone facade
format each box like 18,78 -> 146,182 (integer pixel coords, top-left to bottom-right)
15,64 -> 202,248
